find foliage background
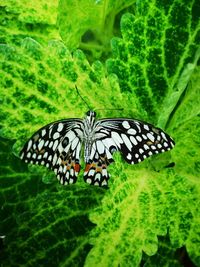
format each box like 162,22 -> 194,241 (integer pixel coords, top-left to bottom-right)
0,0 -> 200,266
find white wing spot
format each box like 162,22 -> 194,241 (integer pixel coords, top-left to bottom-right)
45,140 -> 49,146
144,144 -> 149,150
66,172 -> 69,180
57,123 -> 64,132
44,152 -> 48,158
136,135 -> 142,142
147,133 -> 155,142
53,132 -> 60,139
161,132 -> 168,141
164,142 -> 169,147
70,168 -> 74,177
142,134 -> 147,140
86,178 -> 92,184
38,139 -> 44,150
52,154 -> 58,165
127,128 -> 137,135
139,148 -> 144,154
122,121 -> 130,129
102,169 -> 107,177
101,180 -> 107,186
49,141 -> 53,148
27,152 -> 31,158
95,173 -> 101,181
144,124 -> 149,131
27,140 -> 33,151
130,136 -> 138,145
127,153 -> 132,160
121,134 -> 132,151
88,169 -> 95,176
41,129 -> 46,137
135,153 -> 139,158
53,140 -> 59,151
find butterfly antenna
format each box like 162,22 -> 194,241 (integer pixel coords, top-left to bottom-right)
95,108 -> 124,111
75,85 -> 91,110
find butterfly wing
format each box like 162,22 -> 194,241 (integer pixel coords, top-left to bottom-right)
84,147 -> 112,187
83,118 -> 175,187
20,119 -> 83,185
96,118 -> 175,165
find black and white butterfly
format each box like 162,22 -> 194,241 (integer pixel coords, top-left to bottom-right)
20,111 -> 175,187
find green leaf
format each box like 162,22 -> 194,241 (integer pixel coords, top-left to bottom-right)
107,0 -> 200,123
142,236 -> 183,267
0,0 -> 60,45
0,38 -> 123,153
85,159 -> 198,266
58,0 -> 136,60
1,0 -> 200,266
0,137 -> 105,266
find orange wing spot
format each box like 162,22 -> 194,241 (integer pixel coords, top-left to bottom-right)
96,167 -> 102,173
36,149 -> 45,155
146,141 -> 153,145
85,164 -> 91,172
61,160 -> 67,165
74,163 -> 80,172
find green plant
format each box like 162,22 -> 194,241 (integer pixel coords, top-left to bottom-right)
0,1 -> 200,266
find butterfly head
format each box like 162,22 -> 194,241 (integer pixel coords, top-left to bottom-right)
84,110 -> 97,127
86,110 -> 96,118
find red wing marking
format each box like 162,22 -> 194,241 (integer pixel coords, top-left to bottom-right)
55,159 -> 81,185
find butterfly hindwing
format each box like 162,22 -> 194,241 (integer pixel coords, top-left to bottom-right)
96,118 -> 175,165
84,152 -> 111,187
20,119 -> 83,184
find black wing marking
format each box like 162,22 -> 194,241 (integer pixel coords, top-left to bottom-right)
20,119 -> 83,185
95,118 -> 175,165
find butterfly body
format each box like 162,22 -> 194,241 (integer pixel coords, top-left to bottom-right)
20,111 -> 175,187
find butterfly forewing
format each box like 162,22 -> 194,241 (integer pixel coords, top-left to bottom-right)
96,118 -> 175,165
20,119 -> 83,185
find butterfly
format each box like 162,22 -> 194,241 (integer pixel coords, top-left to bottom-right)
20,111 -> 175,187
